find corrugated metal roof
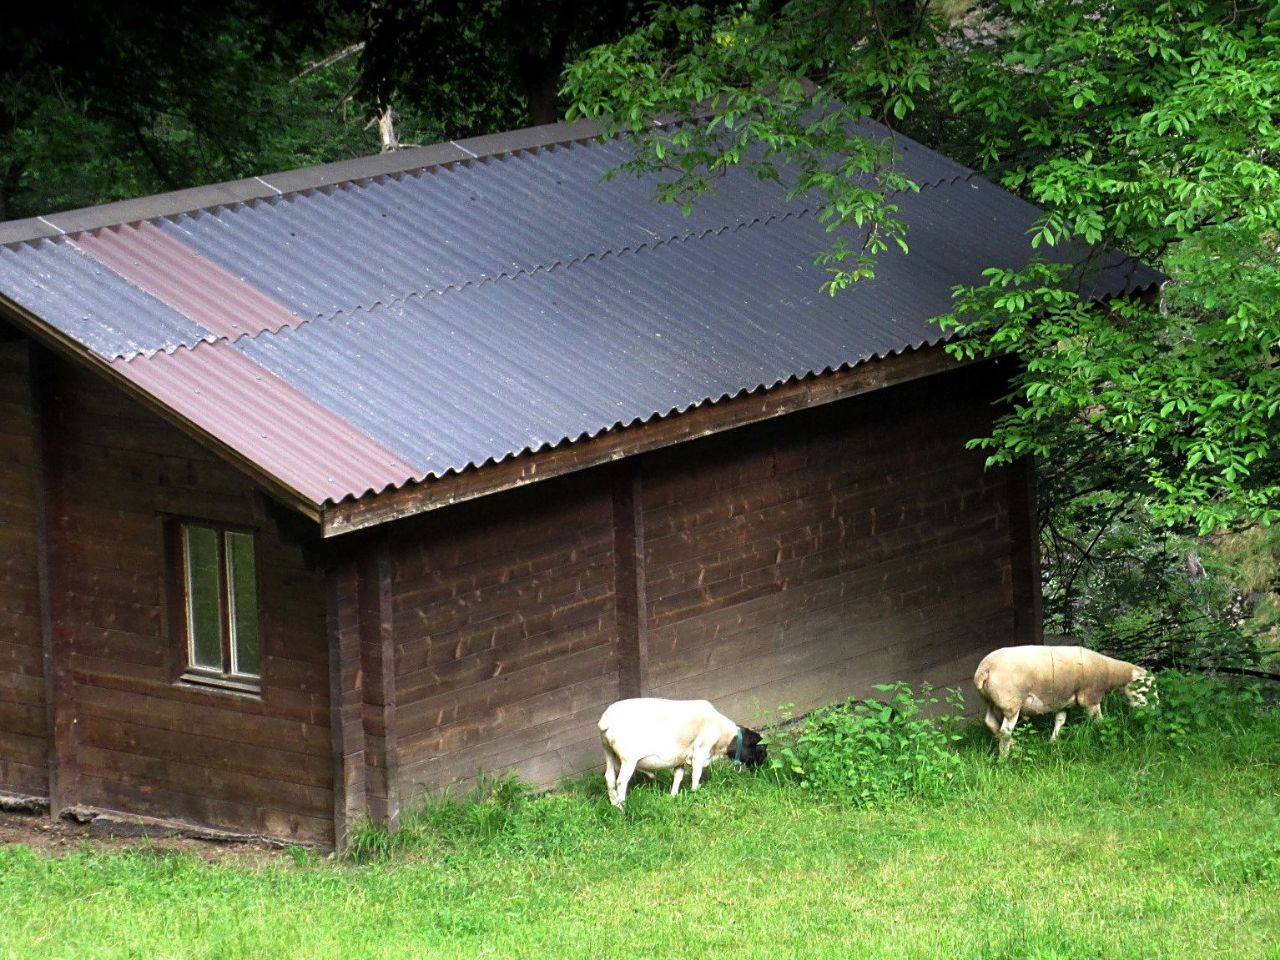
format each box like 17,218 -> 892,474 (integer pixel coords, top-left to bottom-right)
75,222 -> 303,343
0,237 -> 212,358
0,119 -> 1162,513
112,344 -> 423,504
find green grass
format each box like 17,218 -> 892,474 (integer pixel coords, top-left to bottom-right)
3,692 -> 1279,960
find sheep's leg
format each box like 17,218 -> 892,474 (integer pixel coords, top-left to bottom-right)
984,707 -> 1001,737
997,711 -> 1019,759
603,749 -> 619,805
671,766 -> 685,796
690,754 -> 706,792
1085,701 -> 1103,721
614,757 -> 638,808
1050,711 -> 1067,741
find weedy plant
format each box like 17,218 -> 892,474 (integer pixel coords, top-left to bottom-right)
767,682 -> 965,807
1125,670 -> 1267,749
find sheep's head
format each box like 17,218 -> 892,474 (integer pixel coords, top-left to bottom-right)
728,727 -> 768,767
1125,668 -> 1157,707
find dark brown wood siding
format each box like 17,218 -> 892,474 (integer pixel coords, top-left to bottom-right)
640,362 -> 1016,722
44,356 -> 333,842
0,341 -> 47,798
382,360 -> 1027,806
388,476 -> 619,795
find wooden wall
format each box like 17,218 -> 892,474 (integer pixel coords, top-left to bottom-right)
4,335 -> 1027,841
35,353 -> 333,843
0,340 -> 47,798
382,359 -> 1031,807
639,362 -> 1018,724
387,475 -> 620,795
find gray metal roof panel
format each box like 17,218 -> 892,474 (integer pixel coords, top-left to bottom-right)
0,237 -> 213,359
156,139 -> 800,330
229,176 -> 1078,485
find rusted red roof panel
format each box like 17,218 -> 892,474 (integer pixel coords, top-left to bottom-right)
111,342 -> 422,506
75,221 -> 302,344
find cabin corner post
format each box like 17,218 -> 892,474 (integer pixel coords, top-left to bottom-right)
612,462 -> 649,700
325,557 -> 367,852
359,540 -> 399,830
1007,453 -> 1044,644
29,345 -> 78,817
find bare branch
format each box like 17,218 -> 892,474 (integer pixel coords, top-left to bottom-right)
292,43 -> 365,84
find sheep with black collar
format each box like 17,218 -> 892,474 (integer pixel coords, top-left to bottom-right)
598,697 -> 767,808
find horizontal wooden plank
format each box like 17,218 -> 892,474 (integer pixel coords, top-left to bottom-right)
400,701 -> 609,795
392,508 -> 615,574
0,670 -> 45,708
647,504 -> 1006,627
392,558 -> 615,645
0,635 -> 43,672
70,628 -> 167,668
76,773 -> 332,846
0,757 -> 48,797
399,670 -> 618,765
0,729 -> 49,767
77,716 -> 332,788
397,619 -> 615,704
642,461 -> 1000,575
650,608 -> 1010,726
644,562 -> 1013,692
78,743 -> 331,817
75,681 -> 330,751
0,700 -> 46,737
398,643 -> 618,740
387,481 -> 613,568
641,434 -> 986,535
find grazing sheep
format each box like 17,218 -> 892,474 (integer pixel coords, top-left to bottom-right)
598,697 -> 767,808
974,645 -> 1155,757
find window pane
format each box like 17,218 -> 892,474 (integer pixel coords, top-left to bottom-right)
184,525 -> 223,670
225,531 -> 260,678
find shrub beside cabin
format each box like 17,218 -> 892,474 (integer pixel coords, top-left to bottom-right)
0,118 -> 1157,847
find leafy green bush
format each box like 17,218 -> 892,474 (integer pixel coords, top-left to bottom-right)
1126,670 -> 1267,748
767,683 -> 965,806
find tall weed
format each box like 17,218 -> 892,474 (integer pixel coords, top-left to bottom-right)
1126,670 -> 1268,749
767,682 -> 965,806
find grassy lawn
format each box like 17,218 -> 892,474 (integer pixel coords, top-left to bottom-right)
2,688 -> 1278,960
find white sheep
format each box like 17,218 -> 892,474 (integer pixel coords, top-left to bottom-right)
974,644 -> 1155,757
598,697 -> 767,808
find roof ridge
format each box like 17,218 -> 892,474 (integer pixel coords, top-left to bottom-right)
2,119 -> 979,251
0,118 -> 614,249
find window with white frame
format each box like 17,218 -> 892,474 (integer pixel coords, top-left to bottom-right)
174,521 -> 261,692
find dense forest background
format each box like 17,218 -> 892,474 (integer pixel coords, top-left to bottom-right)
2,0 -> 1277,674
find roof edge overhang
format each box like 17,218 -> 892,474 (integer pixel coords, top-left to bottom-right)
319,343 -> 981,538
0,295 -> 326,523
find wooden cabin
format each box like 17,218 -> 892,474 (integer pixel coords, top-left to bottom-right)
0,116 -> 1156,847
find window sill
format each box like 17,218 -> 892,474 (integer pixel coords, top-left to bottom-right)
178,672 -> 262,698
